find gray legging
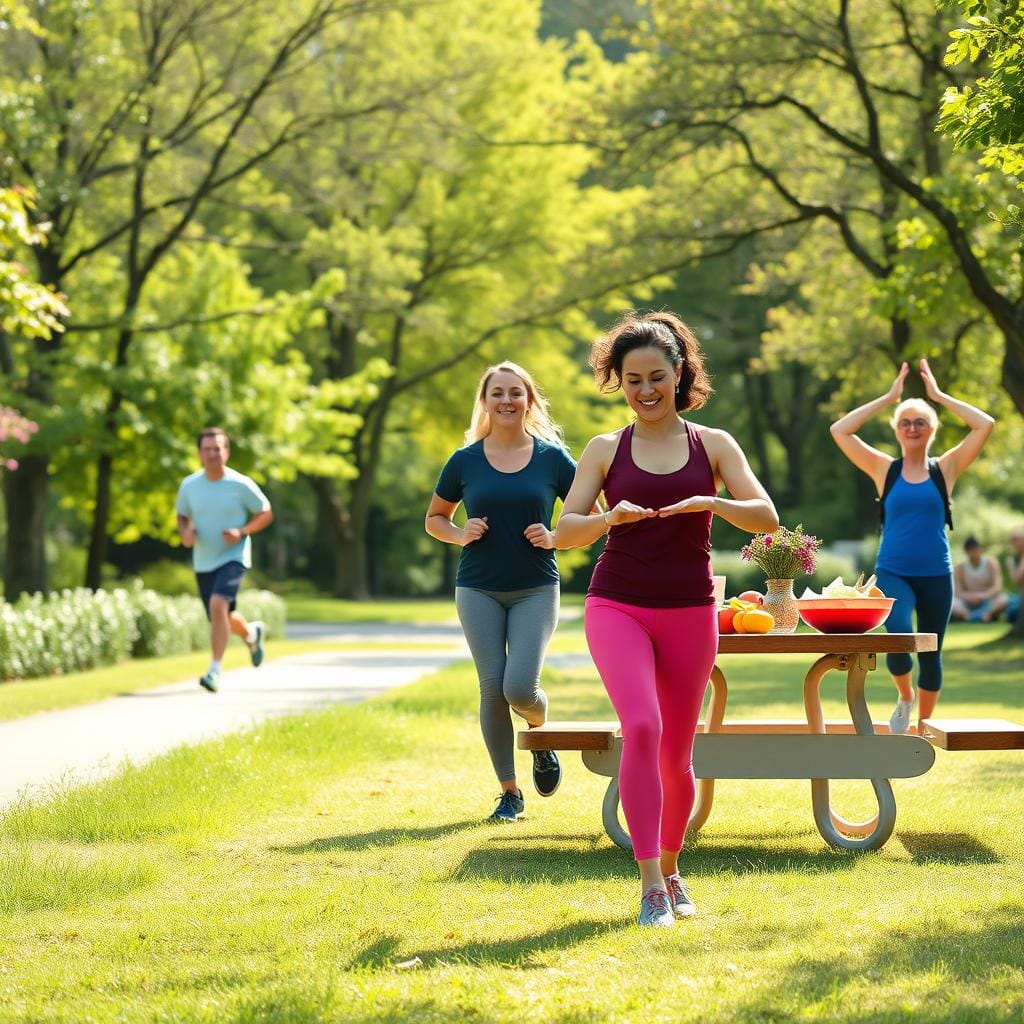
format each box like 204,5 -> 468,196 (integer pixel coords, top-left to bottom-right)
455,585 -> 559,783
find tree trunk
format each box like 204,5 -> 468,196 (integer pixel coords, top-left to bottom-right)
3,454 -> 50,599
85,450 -> 115,590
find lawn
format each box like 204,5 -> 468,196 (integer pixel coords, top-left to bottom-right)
0,623 -> 1021,1022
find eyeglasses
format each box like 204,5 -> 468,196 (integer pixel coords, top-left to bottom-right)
897,419 -> 931,431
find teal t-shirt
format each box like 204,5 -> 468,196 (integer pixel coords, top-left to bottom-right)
176,467 -> 270,572
434,438 -> 576,591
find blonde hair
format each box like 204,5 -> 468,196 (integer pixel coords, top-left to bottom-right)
464,362 -> 564,446
890,398 -> 938,432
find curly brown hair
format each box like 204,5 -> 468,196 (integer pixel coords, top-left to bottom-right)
589,311 -> 713,412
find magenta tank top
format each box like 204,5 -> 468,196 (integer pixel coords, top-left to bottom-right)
588,421 -> 716,607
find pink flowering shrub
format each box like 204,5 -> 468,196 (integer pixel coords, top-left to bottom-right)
0,404 -> 38,470
741,523 -> 822,579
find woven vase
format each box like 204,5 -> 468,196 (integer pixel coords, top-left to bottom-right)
763,578 -> 799,634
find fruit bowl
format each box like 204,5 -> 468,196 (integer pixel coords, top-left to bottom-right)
795,597 -> 895,634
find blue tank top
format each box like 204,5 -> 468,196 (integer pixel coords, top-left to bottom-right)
876,474 -> 952,577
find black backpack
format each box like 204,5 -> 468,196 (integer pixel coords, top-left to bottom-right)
878,457 -> 953,531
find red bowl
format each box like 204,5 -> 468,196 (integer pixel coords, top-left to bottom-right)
795,597 -> 895,634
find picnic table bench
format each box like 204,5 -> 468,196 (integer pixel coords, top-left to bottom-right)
519,632 -> 1024,852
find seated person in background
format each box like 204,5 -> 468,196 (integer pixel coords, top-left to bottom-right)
951,536 -> 1009,622
1006,526 -> 1024,624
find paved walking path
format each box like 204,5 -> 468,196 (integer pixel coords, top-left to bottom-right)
0,616 -> 589,809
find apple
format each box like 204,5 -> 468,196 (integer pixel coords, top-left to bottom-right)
738,589 -> 764,607
717,606 -> 737,634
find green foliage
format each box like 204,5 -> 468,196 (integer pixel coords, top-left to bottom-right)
0,584 -> 286,678
0,186 -> 68,338
0,587 -> 139,680
938,1 -> 1024,226
135,560 -> 196,596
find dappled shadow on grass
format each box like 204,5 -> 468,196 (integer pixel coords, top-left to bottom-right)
449,828 -> 859,882
450,832 -> 635,883
734,905 -> 1024,1024
897,830 -> 1000,865
345,918 -> 626,971
682,839 -> 860,877
273,819 -> 484,855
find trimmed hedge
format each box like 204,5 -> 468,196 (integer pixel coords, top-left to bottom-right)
0,583 -> 287,682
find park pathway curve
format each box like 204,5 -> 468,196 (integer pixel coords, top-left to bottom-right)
0,623 -> 468,809
0,614 -> 589,810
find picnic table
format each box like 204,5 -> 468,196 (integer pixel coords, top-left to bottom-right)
519,632 -> 1024,852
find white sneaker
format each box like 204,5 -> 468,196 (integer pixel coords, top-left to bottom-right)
665,873 -> 696,918
637,887 -> 674,928
889,697 -> 915,735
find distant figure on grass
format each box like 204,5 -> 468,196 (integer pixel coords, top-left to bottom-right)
176,427 -> 274,693
830,359 -> 994,735
951,536 -> 1009,623
424,363 -> 576,823
554,311 -> 778,928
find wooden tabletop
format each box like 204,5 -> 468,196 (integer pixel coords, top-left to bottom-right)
717,632 -> 937,655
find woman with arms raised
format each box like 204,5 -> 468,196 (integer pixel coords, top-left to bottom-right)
830,359 -> 994,735
554,312 -> 778,928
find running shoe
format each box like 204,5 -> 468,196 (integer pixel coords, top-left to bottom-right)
637,887 -> 674,928
489,790 -> 525,822
665,873 -> 696,918
889,697 -> 915,735
199,671 -> 219,693
247,621 -> 266,668
531,749 -> 561,797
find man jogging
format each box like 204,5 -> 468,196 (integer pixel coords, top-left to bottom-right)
176,427 -> 274,692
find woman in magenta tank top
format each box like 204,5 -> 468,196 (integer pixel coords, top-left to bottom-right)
554,311 -> 778,928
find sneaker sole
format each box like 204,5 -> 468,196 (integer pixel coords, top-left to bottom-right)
199,679 -> 218,693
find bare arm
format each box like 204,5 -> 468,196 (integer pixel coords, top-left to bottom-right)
222,506 -> 274,544
424,493 -> 487,547
553,433 -> 660,548
921,358 -> 995,484
177,514 -> 195,548
829,362 -> 908,489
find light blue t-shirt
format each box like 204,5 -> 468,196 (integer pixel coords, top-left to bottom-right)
175,467 -> 270,572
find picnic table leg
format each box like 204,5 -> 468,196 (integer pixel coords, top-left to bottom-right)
596,663 -> 728,852
803,652 -> 896,851
600,777 -> 632,852
689,664 -> 728,833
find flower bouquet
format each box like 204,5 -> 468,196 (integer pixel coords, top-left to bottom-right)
741,524 -> 822,579
740,525 -> 822,633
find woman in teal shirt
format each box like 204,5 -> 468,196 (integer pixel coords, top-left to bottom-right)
425,362 -> 576,822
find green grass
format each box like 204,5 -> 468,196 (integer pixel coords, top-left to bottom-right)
283,595 -> 460,624
0,624 -> 1021,1021
0,640 -> 454,723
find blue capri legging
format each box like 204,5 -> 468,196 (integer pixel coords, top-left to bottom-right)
874,568 -> 953,692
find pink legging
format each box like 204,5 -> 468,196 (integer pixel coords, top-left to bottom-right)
584,597 -> 718,862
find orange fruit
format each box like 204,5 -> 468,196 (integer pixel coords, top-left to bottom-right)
732,610 -> 748,633
868,586 -> 884,597
741,609 -> 774,634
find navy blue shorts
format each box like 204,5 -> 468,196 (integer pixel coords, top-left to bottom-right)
195,561 -> 247,618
